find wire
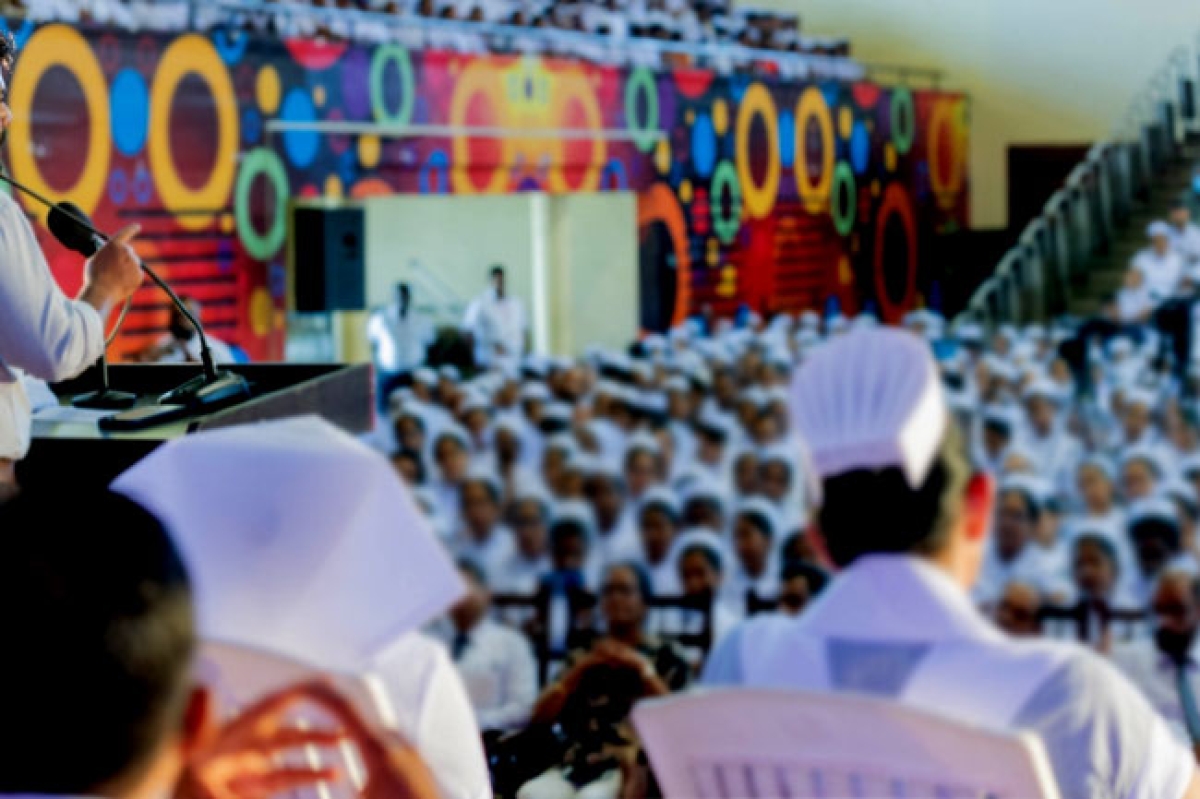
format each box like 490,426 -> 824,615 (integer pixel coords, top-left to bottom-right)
106,295 -> 132,347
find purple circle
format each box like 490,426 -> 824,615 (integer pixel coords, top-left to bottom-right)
341,48 -> 372,120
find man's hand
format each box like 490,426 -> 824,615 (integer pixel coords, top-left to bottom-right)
78,224 -> 142,316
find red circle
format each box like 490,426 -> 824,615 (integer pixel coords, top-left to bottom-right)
283,38 -> 349,72
31,66 -> 89,194
168,73 -> 220,192
872,183 -> 919,323
463,90 -> 504,193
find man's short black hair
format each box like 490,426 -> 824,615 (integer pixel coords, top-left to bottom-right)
817,422 -> 971,568
391,447 -> 426,483
490,265 -> 506,278
0,489 -> 195,794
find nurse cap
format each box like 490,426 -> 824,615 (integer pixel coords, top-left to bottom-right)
790,328 -> 947,488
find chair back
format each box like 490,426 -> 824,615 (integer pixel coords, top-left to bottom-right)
633,688 -> 1062,799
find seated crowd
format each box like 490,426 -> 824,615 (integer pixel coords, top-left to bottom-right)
367,209 -> 1200,789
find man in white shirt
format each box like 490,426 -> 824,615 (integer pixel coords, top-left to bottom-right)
0,33 -> 143,495
704,328 -> 1200,799
1133,221 -> 1185,305
1170,203 -> 1200,266
463,265 -> 527,369
1112,569 -> 1200,749
436,560 -> 539,735
368,282 -> 435,408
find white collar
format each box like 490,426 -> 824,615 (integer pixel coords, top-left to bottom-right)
799,554 -> 1005,644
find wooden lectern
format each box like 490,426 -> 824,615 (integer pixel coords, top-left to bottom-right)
20,363 -> 373,489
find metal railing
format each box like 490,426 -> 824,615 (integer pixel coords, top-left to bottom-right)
955,44 -> 1198,329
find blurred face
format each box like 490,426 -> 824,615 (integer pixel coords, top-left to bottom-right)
667,391 -> 692,420
601,566 -> 646,630
733,516 -> 771,574
510,499 -> 548,559
523,398 -> 544,424
714,372 -> 737,408
1073,539 -> 1117,600
1122,460 -> 1156,501
778,574 -> 813,616
625,451 -> 661,499
982,425 -> 1010,458
396,416 -> 425,452
449,569 -> 489,632
752,414 -> 781,445
697,433 -> 725,466
995,583 -> 1041,637
435,438 -> 470,482
679,550 -> 720,596
1077,465 -> 1114,513
1025,397 -> 1055,436
734,455 -> 759,495
1123,404 -> 1152,442
1133,525 -> 1176,579
1172,207 -> 1192,231
461,481 -> 500,539
995,491 -> 1034,561
684,498 -> 724,533
638,507 -> 676,564
391,453 -> 421,486
586,477 -> 625,530
1153,233 -> 1172,257
1154,575 -> 1200,644
760,461 -> 791,502
552,529 -> 587,571
464,409 -> 489,439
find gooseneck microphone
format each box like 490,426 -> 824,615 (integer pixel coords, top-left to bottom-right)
0,168 -> 251,411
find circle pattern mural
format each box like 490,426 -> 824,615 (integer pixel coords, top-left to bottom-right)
111,68 -> 149,157
370,44 -> 415,126
710,160 -> 742,245
149,34 -> 238,230
891,86 -> 915,156
794,86 -> 834,214
625,68 -> 660,153
873,183 -> 919,321
929,98 -> 967,210
831,161 -> 856,237
235,147 -> 288,261
735,83 -> 780,220
9,24 -> 111,218
691,112 -> 717,179
281,87 -> 319,169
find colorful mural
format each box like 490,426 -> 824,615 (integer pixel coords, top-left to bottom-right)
3,20 -> 968,360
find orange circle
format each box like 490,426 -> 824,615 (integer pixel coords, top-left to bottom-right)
638,183 -> 691,329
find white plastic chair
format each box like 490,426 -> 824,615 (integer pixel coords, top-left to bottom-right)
633,689 -> 1062,799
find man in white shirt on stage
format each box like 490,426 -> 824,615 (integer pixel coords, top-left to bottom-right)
1133,220 -> 1185,306
463,265 -> 527,370
703,327 -> 1200,799
1170,203 -> 1200,266
0,31 -> 143,497
368,281 -> 435,409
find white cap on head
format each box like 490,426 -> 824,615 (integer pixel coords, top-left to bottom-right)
112,417 -> 464,673
1148,220 -> 1173,240
789,328 -> 947,488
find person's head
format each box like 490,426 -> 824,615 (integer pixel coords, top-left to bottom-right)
733,505 -> 775,575
395,282 -> 411,308
433,432 -> 471,482
1122,455 -> 1160,501
981,415 -> 1013,458
759,455 -> 793,502
460,476 -> 502,539
733,451 -> 760,495
624,445 -> 664,499
682,492 -> 725,533
169,296 -> 201,342
638,496 -> 679,565
777,559 -> 829,616
393,412 -> 427,453
390,447 -> 425,486
601,563 -> 651,638
1123,398 -> 1154,443
1023,393 -> 1057,436
550,514 -> 590,571
678,542 -> 723,596
995,485 -> 1039,562
1170,203 -> 1193,232
510,495 -> 550,559
493,423 -> 522,467
490,265 -> 506,296
1153,570 -> 1200,663
1072,534 -> 1119,601
0,489 -> 203,797
585,472 -> 626,531
994,582 -> 1042,637
449,559 -> 490,633
1076,460 -> 1115,513
1130,507 -> 1182,579
1150,221 -> 1173,256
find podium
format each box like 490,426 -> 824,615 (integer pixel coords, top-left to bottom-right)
20,363 -> 372,489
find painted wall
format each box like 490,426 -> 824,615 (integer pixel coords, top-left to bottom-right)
753,0 -> 1200,228
3,18 -> 968,361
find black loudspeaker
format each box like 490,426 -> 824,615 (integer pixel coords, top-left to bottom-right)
292,206 -> 366,312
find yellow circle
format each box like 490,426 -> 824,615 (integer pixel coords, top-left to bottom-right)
655,137 -> 672,175
257,66 -> 281,114
712,99 -> 729,136
219,214 -> 234,234
313,84 -> 326,108
679,180 -> 693,204
249,287 -> 275,337
150,35 -> 239,231
450,63 -> 515,195
359,134 -> 382,169
928,99 -> 966,209
794,87 -> 835,214
885,143 -> 898,172
324,174 -> 344,199
8,26 -> 111,221
736,84 -> 781,220
838,107 -> 853,139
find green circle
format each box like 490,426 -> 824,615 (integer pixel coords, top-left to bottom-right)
625,68 -> 660,153
711,160 -> 743,245
831,162 -> 856,236
235,148 -> 289,261
370,45 -> 415,127
891,86 -> 915,156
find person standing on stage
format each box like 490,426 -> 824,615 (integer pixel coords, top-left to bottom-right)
0,32 -> 143,497
463,265 -> 527,370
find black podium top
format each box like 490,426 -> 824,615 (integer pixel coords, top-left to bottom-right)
21,362 -> 372,489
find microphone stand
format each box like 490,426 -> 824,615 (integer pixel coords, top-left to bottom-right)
72,354 -> 138,410
0,170 -> 252,418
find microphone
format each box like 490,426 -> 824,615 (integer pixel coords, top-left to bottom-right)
0,170 -> 251,412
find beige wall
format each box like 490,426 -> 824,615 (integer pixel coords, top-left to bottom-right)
753,0 -> 1200,228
